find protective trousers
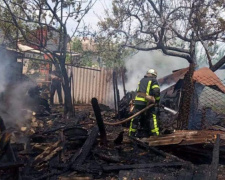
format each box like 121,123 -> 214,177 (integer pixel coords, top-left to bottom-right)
129,104 -> 159,137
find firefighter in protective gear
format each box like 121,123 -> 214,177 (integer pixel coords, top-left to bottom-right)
129,68 -> 160,137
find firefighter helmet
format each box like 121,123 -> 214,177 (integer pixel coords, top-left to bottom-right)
146,69 -> 157,77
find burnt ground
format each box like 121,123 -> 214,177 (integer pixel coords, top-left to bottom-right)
1,104 -> 225,180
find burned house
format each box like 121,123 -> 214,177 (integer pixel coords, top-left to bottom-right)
159,67 -> 225,129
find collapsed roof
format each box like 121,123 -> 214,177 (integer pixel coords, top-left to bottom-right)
158,67 -> 225,93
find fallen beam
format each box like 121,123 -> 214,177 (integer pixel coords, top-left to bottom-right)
137,130 -> 224,146
102,162 -> 186,171
72,126 -> 99,169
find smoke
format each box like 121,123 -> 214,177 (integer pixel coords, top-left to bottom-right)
0,49 -> 36,129
0,55 -> 9,94
160,82 -> 176,92
118,50 -> 189,97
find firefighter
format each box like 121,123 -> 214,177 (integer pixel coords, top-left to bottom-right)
50,70 -> 63,105
129,69 -> 160,138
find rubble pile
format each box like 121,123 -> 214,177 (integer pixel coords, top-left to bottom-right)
0,99 -> 225,180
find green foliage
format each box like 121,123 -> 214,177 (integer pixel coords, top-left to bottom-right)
72,38 -> 83,53
66,53 -> 71,63
80,51 -> 94,67
69,38 -> 93,66
95,36 -> 135,68
68,36 -> 134,68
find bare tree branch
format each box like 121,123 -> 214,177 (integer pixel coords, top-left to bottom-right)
210,55 -> 225,72
147,0 -> 161,17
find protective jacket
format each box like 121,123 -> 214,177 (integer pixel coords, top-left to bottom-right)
135,76 -> 160,105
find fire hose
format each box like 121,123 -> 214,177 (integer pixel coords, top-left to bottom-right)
103,104 -> 178,126
104,104 -> 155,125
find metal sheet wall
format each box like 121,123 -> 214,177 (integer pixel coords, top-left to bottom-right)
54,66 -> 114,106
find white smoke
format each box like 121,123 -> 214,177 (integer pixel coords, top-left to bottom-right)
0,57 -> 9,94
1,81 -> 35,128
118,50 -> 189,97
160,83 -> 176,92
0,49 -> 36,129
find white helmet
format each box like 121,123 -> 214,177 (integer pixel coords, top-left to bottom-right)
146,69 -> 157,77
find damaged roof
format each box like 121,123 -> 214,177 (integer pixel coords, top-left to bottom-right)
158,68 -> 189,86
159,67 -> 225,93
193,67 -> 225,93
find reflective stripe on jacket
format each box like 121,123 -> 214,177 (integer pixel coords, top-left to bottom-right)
135,76 -> 160,105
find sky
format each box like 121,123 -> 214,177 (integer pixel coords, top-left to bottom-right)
66,0 -> 112,35
82,0 -> 111,29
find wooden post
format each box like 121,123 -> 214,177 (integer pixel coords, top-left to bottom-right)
91,98 -> 107,145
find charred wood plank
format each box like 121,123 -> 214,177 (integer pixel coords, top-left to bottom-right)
91,98 -> 107,145
34,126 -> 99,180
72,126 -> 99,169
138,130 -> 223,146
129,136 -> 166,158
103,162 -> 186,171
32,141 -> 62,168
31,143 -> 56,151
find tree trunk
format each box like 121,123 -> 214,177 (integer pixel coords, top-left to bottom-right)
61,63 -> 74,117
177,36 -> 197,129
177,63 -> 195,129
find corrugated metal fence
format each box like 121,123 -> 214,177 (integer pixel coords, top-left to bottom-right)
54,66 -> 114,106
